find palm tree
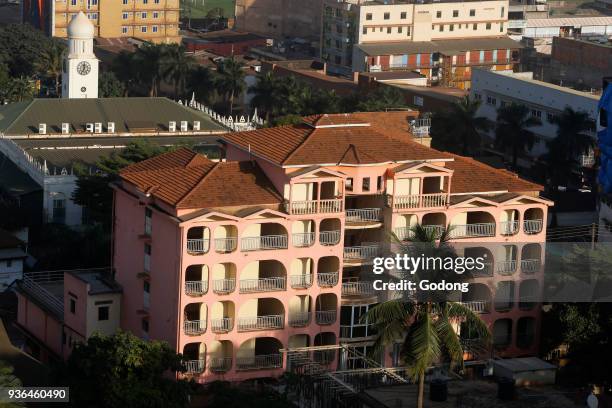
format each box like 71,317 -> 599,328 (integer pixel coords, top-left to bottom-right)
111,51 -> 139,96
356,86 -> 406,112
215,57 -> 245,114
495,103 -> 541,169
162,44 -> 196,100
249,71 -> 281,122
35,40 -> 65,96
8,76 -> 35,101
365,225 -> 490,408
187,66 -> 216,105
134,43 -> 166,97
430,96 -> 491,156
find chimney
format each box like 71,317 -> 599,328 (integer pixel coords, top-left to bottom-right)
169,121 -> 176,132
107,122 -> 115,133
180,120 -> 188,132
61,123 -> 70,134
38,123 -> 46,134
193,121 -> 201,131
94,123 -> 102,134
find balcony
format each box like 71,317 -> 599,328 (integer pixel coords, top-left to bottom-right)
184,359 -> 205,373
520,258 -> 541,273
286,199 -> 343,215
290,274 -> 313,289
212,278 -> 236,294
499,221 -> 519,236
211,317 -> 233,333
185,280 -> 208,296
345,208 -> 382,226
214,237 -> 237,253
317,272 -> 339,287
184,320 -> 206,335
394,225 -> 445,241
289,312 -> 311,327
449,223 -> 495,239
496,260 -> 517,275
459,300 -> 490,314
315,310 -> 337,325
387,193 -> 448,210
239,277 -> 286,293
241,235 -> 288,252
186,239 -> 209,254
524,219 -> 543,234
343,245 -> 379,262
209,357 -> 232,372
320,230 -> 341,245
236,354 -> 282,370
292,232 -> 315,248
341,281 -> 374,297
237,315 -> 284,331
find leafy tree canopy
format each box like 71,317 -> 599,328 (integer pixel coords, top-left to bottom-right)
99,71 -> 125,98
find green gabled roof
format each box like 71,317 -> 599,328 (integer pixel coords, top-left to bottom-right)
0,97 -> 225,136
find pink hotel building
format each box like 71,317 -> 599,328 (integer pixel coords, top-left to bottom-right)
110,112 -> 552,382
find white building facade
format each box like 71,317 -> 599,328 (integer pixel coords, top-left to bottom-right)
61,12 -> 99,99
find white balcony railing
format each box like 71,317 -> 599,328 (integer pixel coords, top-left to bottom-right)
241,235 -> 288,252
315,310 -> 337,325
472,262 -> 494,277
286,199 -> 343,215
185,280 -> 208,295
289,274 -> 313,289
343,245 -> 379,260
496,260 -> 517,275
317,272 -> 339,287
520,258 -> 541,273
184,319 -> 206,335
320,199 -> 343,213
236,354 -> 282,370
212,278 -> 235,294
292,232 -> 315,248
320,230 -> 341,246
238,315 -> 284,331
211,317 -> 233,333
460,300 -> 489,313
209,357 -> 232,372
289,312 -> 311,327
239,277 -> 286,293
449,223 -> 495,238
187,239 -> 209,254
524,219 -> 543,234
342,281 -> 374,297
499,220 -> 519,235
395,225 -> 445,240
184,359 -> 205,373
345,208 -> 382,223
390,193 -> 448,210
215,237 -> 237,253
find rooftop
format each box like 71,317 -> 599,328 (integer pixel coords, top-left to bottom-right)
0,98 -> 225,137
525,16 -> 612,28
356,37 -> 522,57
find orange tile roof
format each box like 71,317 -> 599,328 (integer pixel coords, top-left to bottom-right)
446,153 -> 543,194
120,148 -> 282,209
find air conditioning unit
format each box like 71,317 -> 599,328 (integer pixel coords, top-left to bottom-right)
94,123 -> 102,133
86,123 -> 94,133
38,123 -> 46,134
193,121 -> 201,131
169,121 -> 176,132
180,121 -> 188,132
61,123 -> 70,134
107,122 -> 115,133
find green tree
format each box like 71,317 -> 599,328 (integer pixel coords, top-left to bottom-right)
366,225 -> 490,408
111,51 -> 140,96
0,24 -> 51,77
187,65 -> 216,104
7,76 -> 35,102
430,96 -> 490,155
59,331 -> 191,408
356,86 -> 406,111
215,57 -> 246,114
162,44 -> 196,100
0,63 -> 11,102
495,102 -> 541,169
99,71 -> 125,97
35,40 -> 65,96
134,43 -> 167,97
249,71 -> 282,122
0,362 -> 23,408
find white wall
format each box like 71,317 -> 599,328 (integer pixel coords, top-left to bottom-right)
44,175 -> 83,227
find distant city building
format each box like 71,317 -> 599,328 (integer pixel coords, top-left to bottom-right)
62,12 -> 99,99
509,16 -> 612,41
22,0 -> 180,43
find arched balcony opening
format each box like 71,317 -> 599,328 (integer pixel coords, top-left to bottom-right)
208,340 -> 232,373
317,256 -> 339,287
493,318 -> 513,347
461,283 -> 492,313
211,300 -> 235,333
313,332 -> 337,365
393,213 -> 418,241
500,209 -> 520,236
496,245 -> 518,275
319,218 -> 341,246
183,342 -> 206,373
241,222 -> 288,252
186,226 -> 210,255
519,279 -> 539,310
421,212 -> 446,238
240,260 -> 287,293
214,225 -> 238,253
236,337 -> 283,370
464,246 -> 494,277
291,220 -> 315,248
185,264 -> 208,296
237,298 -> 285,332
315,293 -> 337,325
289,258 -> 314,289
183,303 -> 207,335
450,211 -> 496,239
524,208 -> 544,234
211,262 -> 236,294
288,295 -> 312,327
288,333 -> 310,349
516,317 -> 536,349
521,243 -> 542,273
342,266 -> 374,298
494,281 -> 515,312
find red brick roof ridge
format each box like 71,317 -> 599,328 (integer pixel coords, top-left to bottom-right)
175,161 -> 221,207
280,125 -> 317,166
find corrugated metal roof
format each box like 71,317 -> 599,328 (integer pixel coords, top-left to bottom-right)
526,16 -> 612,28
356,37 -> 523,56
0,97 -> 226,136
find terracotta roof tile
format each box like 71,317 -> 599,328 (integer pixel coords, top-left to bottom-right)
120,148 -> 282,209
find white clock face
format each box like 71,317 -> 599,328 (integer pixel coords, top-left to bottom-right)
77,61 -> 91,76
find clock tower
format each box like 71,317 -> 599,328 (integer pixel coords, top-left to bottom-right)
62,12 -> 99,99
